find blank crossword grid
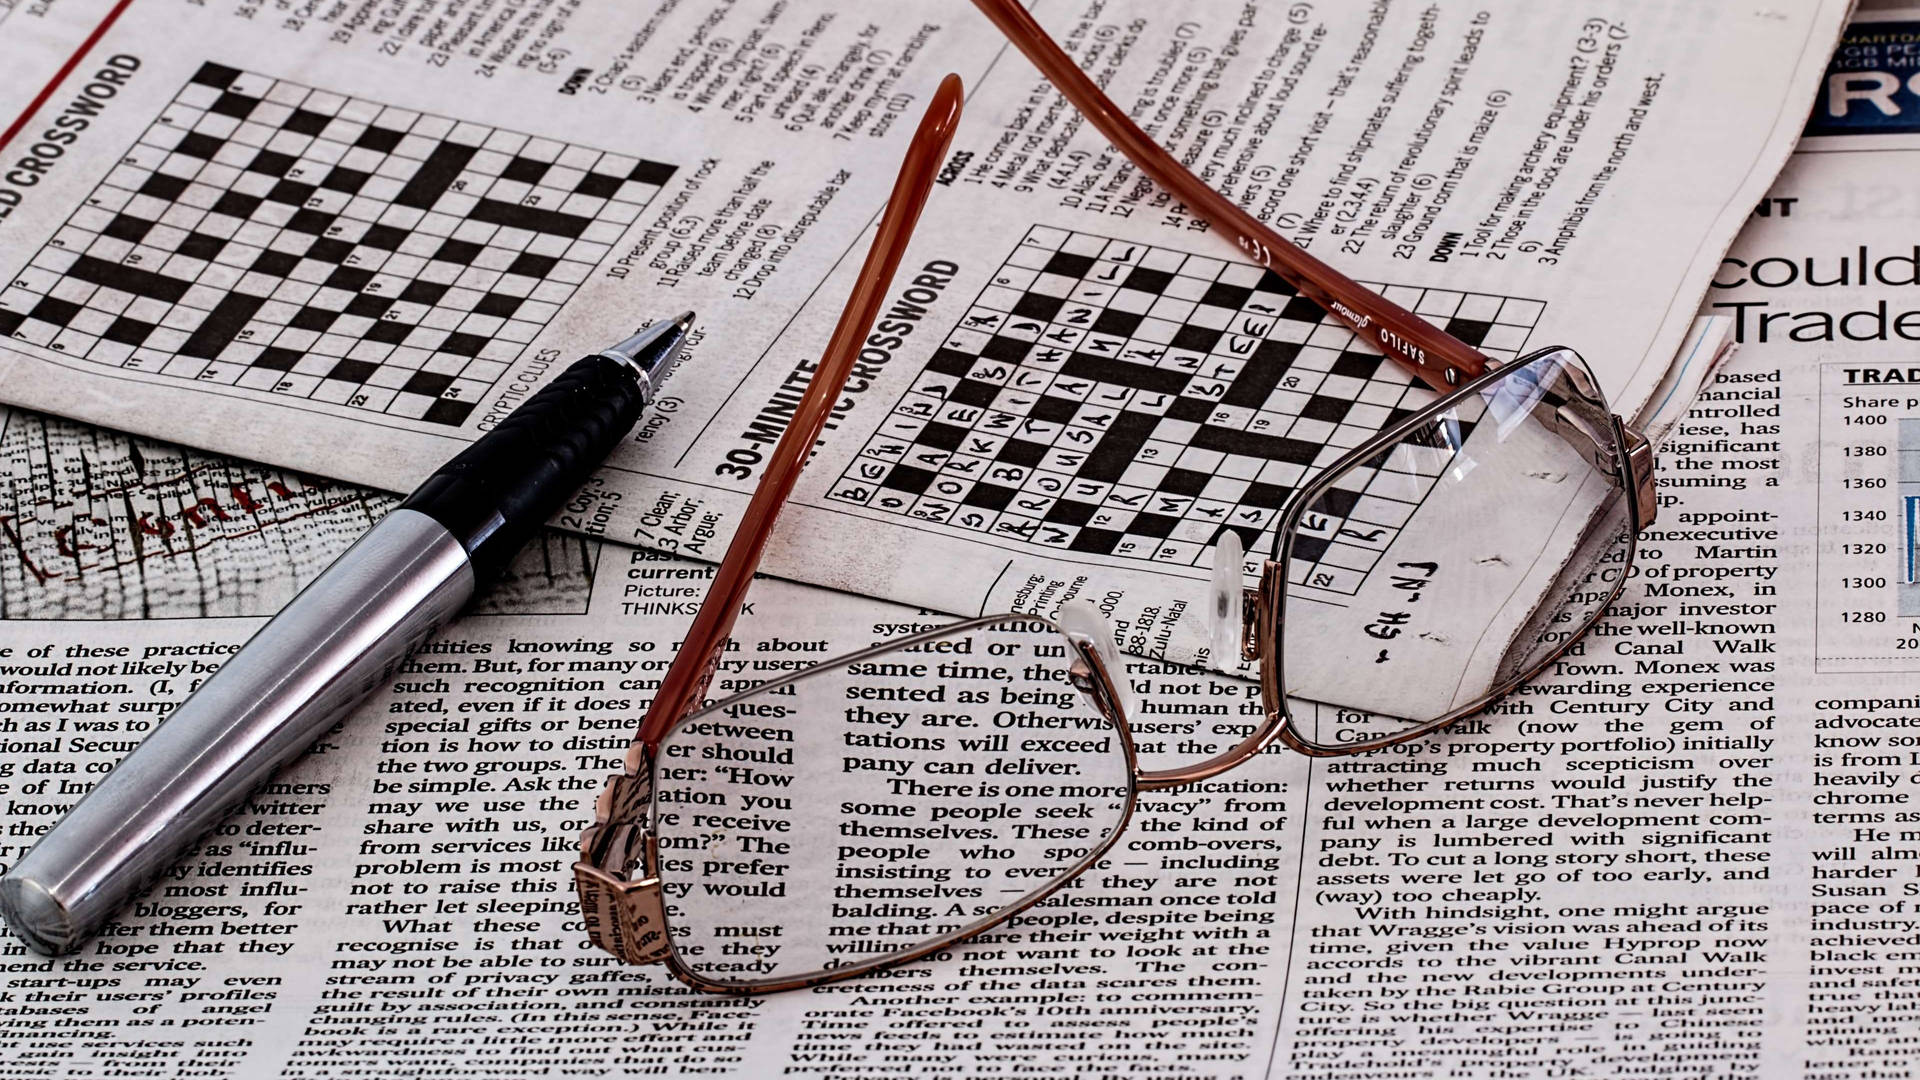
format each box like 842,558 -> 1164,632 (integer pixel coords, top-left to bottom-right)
827,226 -> 1541,595
0,62 -> 674,426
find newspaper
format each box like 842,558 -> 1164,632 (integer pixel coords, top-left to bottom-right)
3,2 -> 1910,1076
0,0 -> 1850,678
0,175 -> 1890,1080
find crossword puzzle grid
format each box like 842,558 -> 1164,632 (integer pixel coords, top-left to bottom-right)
0,63 -> 674,427
826,226 -> 1541,595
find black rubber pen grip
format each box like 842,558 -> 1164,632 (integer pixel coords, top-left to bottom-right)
400,355 -> 645,583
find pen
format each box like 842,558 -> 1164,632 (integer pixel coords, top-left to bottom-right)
0,312 -> 696,955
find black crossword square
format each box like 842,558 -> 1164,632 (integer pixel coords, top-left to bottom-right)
251,250 -> 300,277
191,62 -> 244,88
103,214 -> 154,244
473,293 -> 523,318
29,296 -> 81,327
399,280 -> 449,306
328,358 -> 379,383
1302,395 -> 1351,424
423,399 -> 477,426
505,253 -> 558,278
176,132 -> 225,160
1251,339 -> 1299,369
1044,251 -> 1095,279
501,156 -> 550,184
882,464 -> 937,495
290,307 -> 339,333
364,320 -> 411,345
1280,296 -> 1326,323
1330,351 -> 1381,380
1169,324 -> 1221,353
254,347 -> 302,371
212,192 -> 262,219
305,237 -> 355,263
948,379 -> 999,408
435,239 -> 485,266
1254,268 -> 1292,294
248,150 -> 298,177
103,317 -> 155,346
1129,513 -> 1179,538
1044,499 -> 1097,526
1123,267 -> 1174,294
345,294 -> 394,319
1068,528 -> 1123,555
628,160 -> 676,185
1091,309 -> 1141,337
325,266 -> 375,292
1242,482 -> 1292,510
1288,534 -> 1329,564
404,371 -> 454,397
441,332 -> 489,357
355,126 -> 405,154
996,440 -> 1048,468
286,209 -> 336,236
573,172 -> 622,199
1308,487 -> 1362,518
1167,397 -> 1212,423
918,422 -> 967,452
979,335 -> 1031,364
321,166 -> 371,195
0,310 -> 24,337
1159,469 -> 1209,496
177,232 -> 227,261
139,173 -> 191,202
1201,282 -> 1252,309
1446,318 -> 1491,347
209,91 -> 259,120
283,107 -> 333,136
266,179 -> 317,206
927,348 -> 976,378
359,224 -> 409,251
962,484 -> 1016,511
1011,292 -> 1064,322
1029,396 -> 1078,425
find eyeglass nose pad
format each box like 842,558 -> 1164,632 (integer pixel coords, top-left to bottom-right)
1207,531 -> 1245,674
1056,598 -> 1135,719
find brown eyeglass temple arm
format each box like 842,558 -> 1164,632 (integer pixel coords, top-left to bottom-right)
969,0 -> 1488,391
632,74 -> 965,752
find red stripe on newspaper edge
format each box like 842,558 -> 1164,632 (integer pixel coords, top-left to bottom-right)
0,0 -> 141,156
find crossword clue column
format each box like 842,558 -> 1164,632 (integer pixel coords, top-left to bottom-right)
0,63 -> 675,427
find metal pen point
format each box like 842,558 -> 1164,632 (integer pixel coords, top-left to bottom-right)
600,310 -> 697,399
0,313 -> 694,955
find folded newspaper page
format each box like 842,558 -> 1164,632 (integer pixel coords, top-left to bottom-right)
0,165 -> 1897,1077
0,0 -> 1850,681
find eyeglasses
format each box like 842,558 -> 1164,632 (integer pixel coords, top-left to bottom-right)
574,0 -> 1658,994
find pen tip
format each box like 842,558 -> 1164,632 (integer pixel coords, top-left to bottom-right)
674,310 -> 696,331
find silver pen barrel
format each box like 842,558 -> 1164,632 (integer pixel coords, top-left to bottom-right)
0,510 -> 473,953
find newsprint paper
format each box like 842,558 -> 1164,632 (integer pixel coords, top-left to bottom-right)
1,2 -> 1912,1080
6,74 -> 1920,1071
0,0 -> 1850,676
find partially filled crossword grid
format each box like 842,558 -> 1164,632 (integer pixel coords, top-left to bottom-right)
827,226 -> 1543,594
0,63 -> 674,426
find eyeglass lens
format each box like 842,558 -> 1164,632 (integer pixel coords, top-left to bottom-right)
1278,349 -> 1635,751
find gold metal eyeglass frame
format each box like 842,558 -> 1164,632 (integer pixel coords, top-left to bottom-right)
573,0 -> 1660,994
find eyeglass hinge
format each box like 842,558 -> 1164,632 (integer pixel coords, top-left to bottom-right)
1242,560 -> 1284,663
1622,424 -> 1657,527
